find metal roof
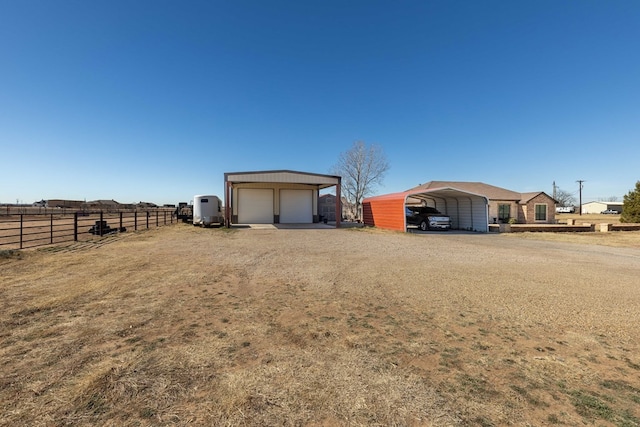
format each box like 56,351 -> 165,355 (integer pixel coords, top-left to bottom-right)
409,181 -> 522,201
225,170 -> 340,189
365,187 -> 490,204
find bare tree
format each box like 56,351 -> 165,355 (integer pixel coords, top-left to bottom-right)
554,188 -> 577,207
331,141 -> 390,221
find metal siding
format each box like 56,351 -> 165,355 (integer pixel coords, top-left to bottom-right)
474,196 -> 489,232
456,197 -> 473,230
581,201 -> 607,214
363,198 -> 405,231
448,196 -> 488,232
363,202 -> 374,225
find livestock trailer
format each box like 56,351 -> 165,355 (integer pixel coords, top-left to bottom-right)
193,195 -> 223,227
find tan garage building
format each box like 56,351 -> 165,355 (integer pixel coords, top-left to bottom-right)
224,170 -> 341,227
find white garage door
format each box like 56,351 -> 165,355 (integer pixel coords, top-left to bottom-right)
238,189 -> 273,223
280,189 -> 313,223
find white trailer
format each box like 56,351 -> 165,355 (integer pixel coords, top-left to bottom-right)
193,195 -> 223,227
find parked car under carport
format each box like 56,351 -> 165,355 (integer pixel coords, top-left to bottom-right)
405,206 -> 451,231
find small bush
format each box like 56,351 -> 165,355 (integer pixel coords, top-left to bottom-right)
0,250 -> 21,260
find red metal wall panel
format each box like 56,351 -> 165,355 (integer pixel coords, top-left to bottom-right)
363,196 -> 405,231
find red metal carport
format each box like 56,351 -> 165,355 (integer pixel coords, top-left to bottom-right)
362,187 -> 489,232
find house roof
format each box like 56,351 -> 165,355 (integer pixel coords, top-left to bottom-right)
410,181 -> 522,201
520,192 -> 544,203
409,182 -> 557,204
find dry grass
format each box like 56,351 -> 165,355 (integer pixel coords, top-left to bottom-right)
1,224 -> 640,426
504,230 -> 640,248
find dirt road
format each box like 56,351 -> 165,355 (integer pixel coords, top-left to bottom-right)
1,225 -> 639,425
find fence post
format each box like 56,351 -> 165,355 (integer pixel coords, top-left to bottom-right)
20,214 -> 23,249
146,211 -> 149,229
100,211 -> 104,236
50,214 -> 54,244
74,212 -> 78,241
120,212 -> 123,230
156,210 -> 159,227
134,211 -> 138,231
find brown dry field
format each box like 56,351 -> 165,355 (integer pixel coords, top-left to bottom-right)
556,213 -> 623,225
1,224 -> 640,426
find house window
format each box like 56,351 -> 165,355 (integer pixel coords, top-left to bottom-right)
498,204 -> 510,222
535,204 -> 547,221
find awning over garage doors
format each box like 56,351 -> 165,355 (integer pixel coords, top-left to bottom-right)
363,187 -> 489,232
224,170 -> 342,227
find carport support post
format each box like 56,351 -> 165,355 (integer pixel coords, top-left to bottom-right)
335,179 -> 341,228
225,180 -> 232,228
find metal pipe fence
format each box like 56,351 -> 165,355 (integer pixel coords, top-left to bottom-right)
0,209 -> 176,250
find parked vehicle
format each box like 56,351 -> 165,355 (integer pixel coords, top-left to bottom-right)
556,206 -> 575,213
193,195 -> 224,227
601,209 -> 619,214
405,206 -> 451,231
176,202 -> 193,223
88,220 -> 125,235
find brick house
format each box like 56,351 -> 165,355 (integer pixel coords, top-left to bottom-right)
409,181 -> 557,224
318,194 -> 351,222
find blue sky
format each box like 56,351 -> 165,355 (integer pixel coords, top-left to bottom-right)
2,0 -> 639,206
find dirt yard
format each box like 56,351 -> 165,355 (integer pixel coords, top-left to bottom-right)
1,225 -> 640,426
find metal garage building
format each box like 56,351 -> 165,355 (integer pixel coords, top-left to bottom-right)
362,187 -> 489,232
224,170 -> 342,227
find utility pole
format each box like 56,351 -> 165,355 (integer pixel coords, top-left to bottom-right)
576,180 -> 585,215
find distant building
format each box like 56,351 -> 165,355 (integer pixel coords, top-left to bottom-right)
136,201 -> 158,209
581,201 -> 623,214
317,194 -> 344,222
46,199 -> 85,209
87,200 -> 122,212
